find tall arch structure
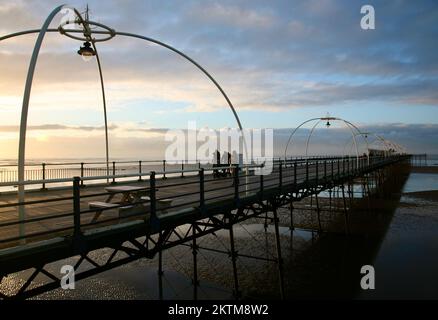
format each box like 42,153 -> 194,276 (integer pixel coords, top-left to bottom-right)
0,5 -> 245,239
283,117 -> 366,168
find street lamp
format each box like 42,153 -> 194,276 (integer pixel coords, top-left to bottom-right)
77,41 -> 96,61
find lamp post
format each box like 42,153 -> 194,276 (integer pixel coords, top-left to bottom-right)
1,5 -> 246,240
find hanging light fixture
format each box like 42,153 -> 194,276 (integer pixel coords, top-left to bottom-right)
77,41 -> 95,62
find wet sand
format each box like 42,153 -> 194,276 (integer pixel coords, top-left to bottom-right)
360,191 -> 438,299
410,166 -> 438,174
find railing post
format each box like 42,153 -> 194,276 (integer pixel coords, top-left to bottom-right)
73,177 -> 82,238
138,160 -> 142,181
41,163 -> 47,190
80,162 -> 84,187
342,158 -> 345,177
150,171 -> 157,221
163,160 -> 167,179
294,162 -> 297,185
331,160 -> 334,181
260,173 -> 264,200
181,161 -> 184,178
337,159 -> 340,178
315,160 -> 319,185
279,161 -> 283,189
305,160 -> 309,184
324,160 -> 327,182
234,165 -> 239,204
199,168 -> 205,210
112,161 -> 116,184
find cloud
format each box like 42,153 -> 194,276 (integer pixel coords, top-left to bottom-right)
0,0 -> 437,158
1,0 -> 437,115
0,123 -> 118,132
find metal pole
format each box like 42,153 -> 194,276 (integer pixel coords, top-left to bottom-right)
80,162 -> 84,187
112,161 -> 116,184
294,162 -> 297,185
41,163 -> 46,190
315,160 -> 319,185
199,168 -> 205,211
289,200 -> 294,230
234,166 -> 239,204
150,171 -> 156,219
181,162 -> 184,178
73,176 -> 82,238
315,193 -> 322,232
229,220 -> 240,299
192,224 -> 198,300
279,161 -> 283,189
138,160 -> 142,181
273,205 -> 285,299
163,160 -> 167,179
341,185 -> 349,235
158,248 -> 163,300
17,4 -> 65,241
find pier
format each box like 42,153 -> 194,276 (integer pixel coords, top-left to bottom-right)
0,154 -> 410,299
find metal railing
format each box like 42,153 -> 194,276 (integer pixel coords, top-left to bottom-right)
0,155 -> 409,248
0,156 -> 363,191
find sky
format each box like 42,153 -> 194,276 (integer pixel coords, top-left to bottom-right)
0,0 -> 437,159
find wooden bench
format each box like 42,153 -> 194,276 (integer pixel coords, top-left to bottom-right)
89,197 -> 173,223
141,197 -> 173,215
88,201 -> 120,223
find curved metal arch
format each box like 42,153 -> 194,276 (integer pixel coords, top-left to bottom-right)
0,27 -> 111,178
304,119 -> 323,157
284,117 -> 364,168
0,5 -> 111,239
304,118 -> 361,168
342,131 -> 370,163
15,5 -> 66,239
68,6 -> 111,179
114,31 -> 244,132
283,117 -> 321,159
373,134 -> 395,156
2,6 -> 248,238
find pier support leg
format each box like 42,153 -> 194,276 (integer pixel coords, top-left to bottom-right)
347,182 -> 353,208
272,204 -> 285,299
158,249 -> 163,300
289,199 -> 294,231
228,223 -> 240,299
341,185 -> 349,235
328,188 -> 332,216
315,192 -> 322,232
191,225 -> 198,300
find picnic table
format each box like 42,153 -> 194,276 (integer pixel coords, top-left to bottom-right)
88,185 -> 154,223
88,185 -> 173,223
104,185 -> 152,204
